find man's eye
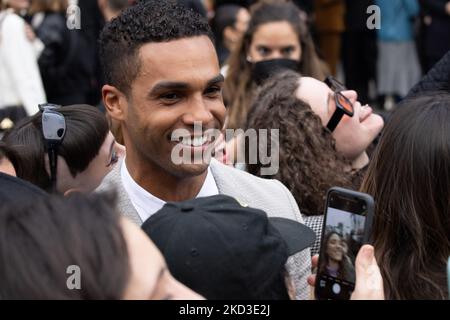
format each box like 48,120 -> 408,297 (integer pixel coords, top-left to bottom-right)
161,93 -> 181,101
204,86 -> 222,97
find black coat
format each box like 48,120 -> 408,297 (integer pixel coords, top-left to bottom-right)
292,0 -> 314,14
344,0 -> 376,32
36,13 -> 92,104
214,0 -> 313,13
419,0 -> 450,61
408,50 -> 450,96
420,0 -> 450,17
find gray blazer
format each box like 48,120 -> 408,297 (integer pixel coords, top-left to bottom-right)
97,159 -> 312,300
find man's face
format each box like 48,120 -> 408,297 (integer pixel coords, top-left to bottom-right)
122,36 -> 226,178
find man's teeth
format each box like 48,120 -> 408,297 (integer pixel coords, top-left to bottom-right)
181,136 -> 208,147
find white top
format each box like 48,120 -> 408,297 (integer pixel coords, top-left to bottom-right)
120,159 -> 219,223
0,11 -> 46,115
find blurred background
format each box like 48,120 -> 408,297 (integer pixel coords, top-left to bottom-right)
1,0 -> 449,120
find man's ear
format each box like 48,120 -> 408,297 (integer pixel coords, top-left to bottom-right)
102,85 -> 127,121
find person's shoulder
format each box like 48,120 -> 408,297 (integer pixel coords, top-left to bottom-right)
209,159 -> 302,221
41,13 -> 66,27
210,159 -> 289,194
304,214 -> 324,227
2,12 -> 24,31
36,13 -> 67,38
96,159 -> 122,193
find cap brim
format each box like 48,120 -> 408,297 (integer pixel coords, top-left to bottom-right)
269,217 -> 316,255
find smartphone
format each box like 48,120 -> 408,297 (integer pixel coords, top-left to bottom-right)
315,187 -> 374,300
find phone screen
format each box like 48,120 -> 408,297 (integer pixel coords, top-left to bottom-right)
316,191 -> 369,300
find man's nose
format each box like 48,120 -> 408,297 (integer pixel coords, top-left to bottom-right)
183,96 -> 214,125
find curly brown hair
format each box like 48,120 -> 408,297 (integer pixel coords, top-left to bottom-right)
246,70 -> 358,216
223,0 -> 327,131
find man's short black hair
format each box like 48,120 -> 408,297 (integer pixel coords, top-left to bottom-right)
99,0 -> 214,95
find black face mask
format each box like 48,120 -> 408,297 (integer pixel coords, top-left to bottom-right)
251,58 -> 300,86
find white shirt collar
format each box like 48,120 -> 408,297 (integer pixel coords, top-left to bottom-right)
120,159 -> 219,223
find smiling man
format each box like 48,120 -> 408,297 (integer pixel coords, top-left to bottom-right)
97,0 -> 311,300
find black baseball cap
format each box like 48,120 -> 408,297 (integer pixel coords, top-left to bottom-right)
141,194 -> 315,300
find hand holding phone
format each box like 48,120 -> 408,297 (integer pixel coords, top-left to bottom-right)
315,187 -> 374,300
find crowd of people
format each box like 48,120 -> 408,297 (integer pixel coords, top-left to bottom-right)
0,0 -> 449,300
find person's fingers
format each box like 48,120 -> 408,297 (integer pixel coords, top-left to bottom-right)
311,254 -> 319,268
356,244 -> 373,269
307,255 -> 319,288
351,245 -> 384,300
307,274 -> 316,287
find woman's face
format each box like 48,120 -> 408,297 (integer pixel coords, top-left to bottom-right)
341,241 -> 349,255
296,77 -> 384,160
6,0 -> 30,11
326,233 -> 344,262
121,218 -> 203,300
57,131 -> 126,194
248,21 -> 301,63
79,131 -> 125,192
227,8 -> 250,49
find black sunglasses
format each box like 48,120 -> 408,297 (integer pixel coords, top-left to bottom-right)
324,77 -> 354,132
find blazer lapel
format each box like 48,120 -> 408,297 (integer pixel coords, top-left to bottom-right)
209,159 -> 252,207
101,160 -> 143,226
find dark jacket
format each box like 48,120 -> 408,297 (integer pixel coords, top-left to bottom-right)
293,0 -> 314,14
214,0 -> 313,13
36,12 -> 92,104
408,50 -> 450,96
345,0 -> 376,31
214,0 -> 254,9
419,0 -> 450,60
420,0 -> 450,17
